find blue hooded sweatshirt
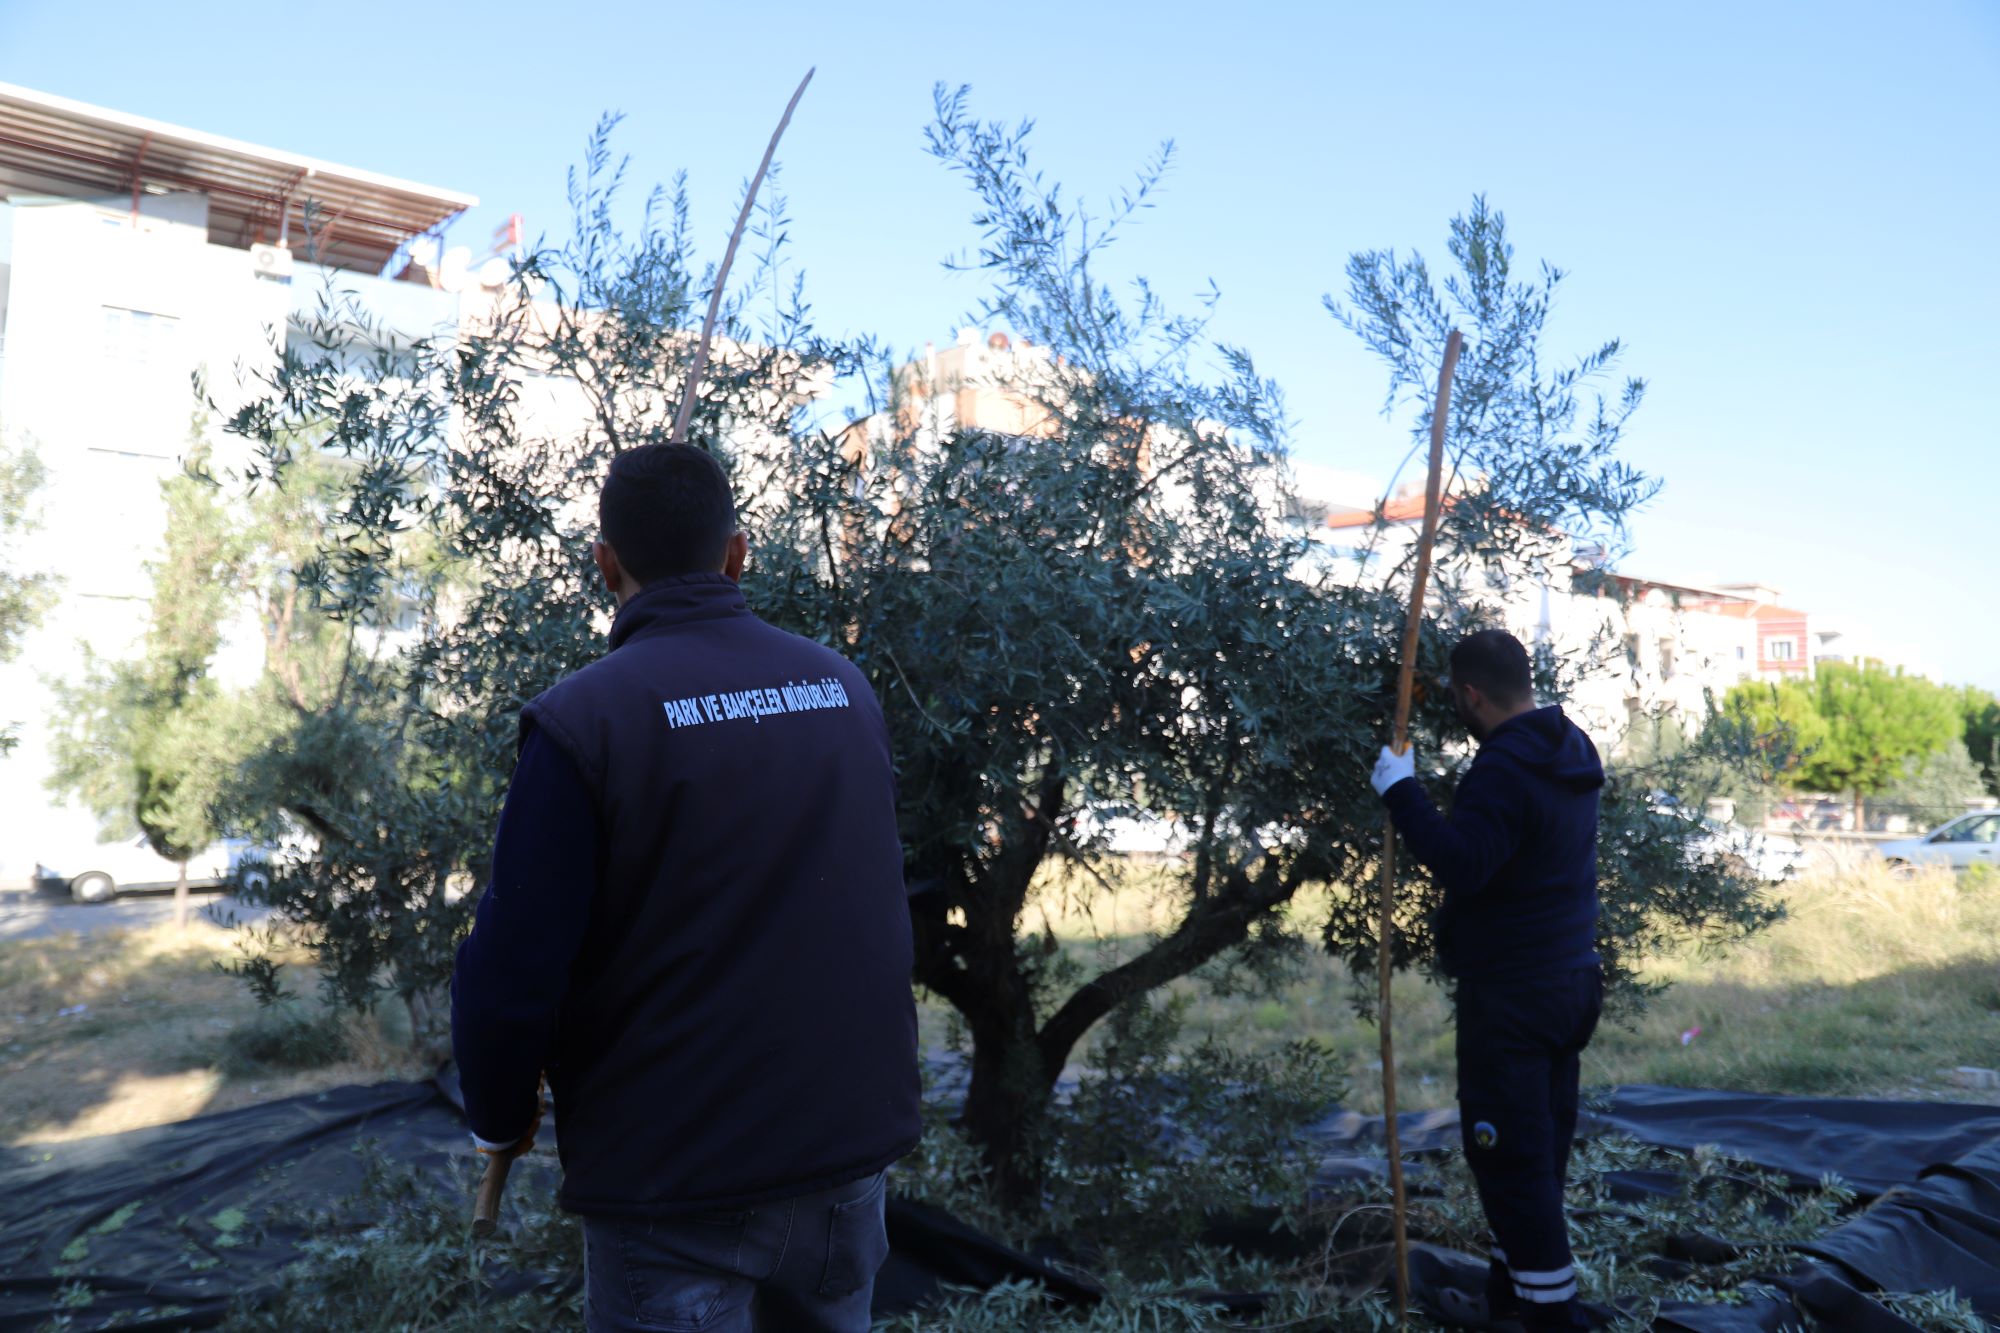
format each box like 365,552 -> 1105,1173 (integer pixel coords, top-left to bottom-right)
1381,705 -> 1604,981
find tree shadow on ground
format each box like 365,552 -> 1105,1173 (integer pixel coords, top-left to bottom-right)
0,918 -> 420,1146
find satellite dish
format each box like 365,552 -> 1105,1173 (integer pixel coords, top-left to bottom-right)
477,257 -> 510,288
407,236 -> 442,269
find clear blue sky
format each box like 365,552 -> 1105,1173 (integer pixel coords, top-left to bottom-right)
6,0 -> 1996,689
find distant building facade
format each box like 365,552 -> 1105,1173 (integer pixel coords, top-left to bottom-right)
0,82 -> 476,886
1312,488 -> 1821,754
844,332 -> 1836,759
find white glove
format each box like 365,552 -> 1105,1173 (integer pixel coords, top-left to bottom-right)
1371,744 -> 1415,796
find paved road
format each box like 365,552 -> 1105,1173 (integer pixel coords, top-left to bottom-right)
0,885 -> 267,943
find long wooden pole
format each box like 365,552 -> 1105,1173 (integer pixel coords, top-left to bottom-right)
1378,327 -> 1462,1321
668,67 -> 816,445
472,73 -> 813,1238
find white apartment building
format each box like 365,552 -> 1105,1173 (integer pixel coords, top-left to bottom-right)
1304,481 -> 1812,756
0,83 -> 477,887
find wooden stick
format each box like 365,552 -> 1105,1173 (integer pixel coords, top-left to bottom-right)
470,1081 -> 544,1238
668,67 -> 816,445
1378,326 -> 1463,1322
471,1148 -> 515,1239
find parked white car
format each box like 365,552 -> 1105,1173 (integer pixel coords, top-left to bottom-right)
34,836 -> 267,904
1876,811 -> 2000,875
1696,819 -> 1805,883
1073,806 -> 1192,857
1649,795 -> 1803,883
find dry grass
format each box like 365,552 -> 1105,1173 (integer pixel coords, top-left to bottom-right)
1594,852 -> 2000,1099
923,853 -> 2000,1113
13,853 -> 1998,1148
0,922 -> 425,1146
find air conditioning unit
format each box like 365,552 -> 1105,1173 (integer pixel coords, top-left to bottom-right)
250,243 -> 294,281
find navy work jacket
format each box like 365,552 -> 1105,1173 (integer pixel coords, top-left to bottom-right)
1381,705 -> 1605,982
451,574 -> 921,1216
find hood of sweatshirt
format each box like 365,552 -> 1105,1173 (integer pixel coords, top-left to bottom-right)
1483,705 -> 1604,791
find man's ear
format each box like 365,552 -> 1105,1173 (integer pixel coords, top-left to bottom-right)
721,531 -> 749,582
593,541 -> 624,596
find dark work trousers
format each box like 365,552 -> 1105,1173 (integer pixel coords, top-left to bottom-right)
581,1169 -> 889,1332
1455,966 -> 1603,1329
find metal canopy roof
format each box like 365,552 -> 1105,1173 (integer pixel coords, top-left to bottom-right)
0,82 -> 477,275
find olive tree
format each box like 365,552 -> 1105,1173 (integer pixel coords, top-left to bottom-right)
220,96 -> 1771,1203
218,120 -> 834,1037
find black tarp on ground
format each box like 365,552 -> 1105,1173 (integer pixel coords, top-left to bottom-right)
1308,1090 -> 2000,1331
3,1081 -> 1998,1331
0,1079 -> 1096,1332
1301,1089 -> 2000,1200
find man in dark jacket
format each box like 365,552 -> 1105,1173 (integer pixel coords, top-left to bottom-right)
1371,628 -> 1605,1331
451,443 -> 921,1333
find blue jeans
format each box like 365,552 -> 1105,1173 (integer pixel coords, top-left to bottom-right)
582,1169 -> 890,1332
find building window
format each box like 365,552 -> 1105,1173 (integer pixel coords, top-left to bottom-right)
1768,638 -> 1795,662
1735,646 -> 1746,660
96,306 -> 185,457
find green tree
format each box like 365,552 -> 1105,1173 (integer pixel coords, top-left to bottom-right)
47,446 -> 242,922
217,100 -> 1769,1206
1620,707 -> 1796,828
0,437 -> 56,755
212,445 -> 457,1036
216,119 -> 817,1040
1719,678 -> 1829,783
1956,685 -> 2000,798
1874,740 -> 1987,831
1796,661 -> 1962,824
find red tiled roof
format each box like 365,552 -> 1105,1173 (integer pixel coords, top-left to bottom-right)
1322,493 -> 1435,530
1698,602 -> 1808,621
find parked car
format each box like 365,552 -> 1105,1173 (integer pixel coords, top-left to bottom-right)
1768,800 -> 1806,826
1876,811 -> 2000,875
1648,794 -> 1804,883
1073,805 -> 1192,858
34,836 -> 269,904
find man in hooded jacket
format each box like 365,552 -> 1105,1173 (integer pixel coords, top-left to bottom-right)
1371,628 -> 1606,1331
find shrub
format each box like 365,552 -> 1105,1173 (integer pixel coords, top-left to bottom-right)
898,984 -> 1342,1276
218,1005 -> 351,1075
222,1149 -> 579,1333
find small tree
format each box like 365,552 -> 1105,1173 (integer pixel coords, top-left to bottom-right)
1957,685 -> 2000,799
201,442 -> 446,1027
1620,708 -> 1790,828
218,120 -> 828,1041
47,446 -> 241,923
0,436 -> 56,756
1794,661 -> 1962,825
1874,740 -> 1987,830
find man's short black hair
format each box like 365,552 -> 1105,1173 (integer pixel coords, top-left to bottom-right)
598,443 -> 738,585
1450,628 -> 1534,706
